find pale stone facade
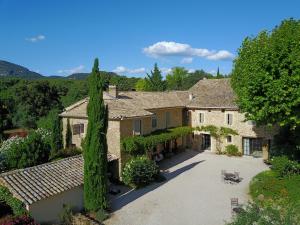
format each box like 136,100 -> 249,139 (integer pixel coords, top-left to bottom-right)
189,109 -> 277,153
60,79 -> 277,177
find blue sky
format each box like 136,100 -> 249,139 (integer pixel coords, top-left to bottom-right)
0,0 -> 299,77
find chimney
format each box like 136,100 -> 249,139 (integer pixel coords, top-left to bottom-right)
108,85 -> 118,98
189,93 -> 194,101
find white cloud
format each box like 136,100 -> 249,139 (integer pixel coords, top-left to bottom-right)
143,41 -> 234,61
188,68 -> 195,73
26,34 -> 46,43
160,67 -> 172,75
181,57 -> 193,64
58,65 -> 85,74
206,50 -> 234,60
113,66 -> 146,74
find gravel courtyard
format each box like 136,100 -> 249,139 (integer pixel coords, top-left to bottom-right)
105,150 -> 269,225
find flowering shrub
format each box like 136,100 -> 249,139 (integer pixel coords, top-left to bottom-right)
0,129 -> 51,171
122,156 -> 159,188
0,215 -> 37,225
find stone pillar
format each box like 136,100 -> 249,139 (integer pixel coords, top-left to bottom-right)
262,140 -> 269,161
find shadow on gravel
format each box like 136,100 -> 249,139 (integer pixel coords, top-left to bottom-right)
109,150 -> 205,212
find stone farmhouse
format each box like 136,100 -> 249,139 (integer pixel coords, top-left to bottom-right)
60,78 -> 276,178
0,78 -> 277,224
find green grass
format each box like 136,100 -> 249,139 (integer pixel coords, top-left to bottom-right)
250,170 -> 300,204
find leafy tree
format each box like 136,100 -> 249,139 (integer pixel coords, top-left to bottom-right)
135,78 -> 149,91
65,119 -> 72,148
50,114 -> 63,156
84,58 -> 108,211
181,69 -> 214,89
145,63 -> 166,91
231,19 -> 300,128
166,67 -> 188,90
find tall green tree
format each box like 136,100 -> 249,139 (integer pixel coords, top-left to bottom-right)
231,18 -> 300,128
84,58 -> 109,211
166,67 -> 188,90
135,78 -> 149,91
65,119 -> 72,148
50,113 -> 63,155
145,63 -> 166,91
216,67 -> 223,79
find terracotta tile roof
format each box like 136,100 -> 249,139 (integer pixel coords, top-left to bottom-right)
187,78 -> 238,109
60,78 -> 237,119
0,154 -> 118,205
60,91 -> 185,119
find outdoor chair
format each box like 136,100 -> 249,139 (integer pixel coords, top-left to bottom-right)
221,170 -> 226,182
231,198 -> 243,215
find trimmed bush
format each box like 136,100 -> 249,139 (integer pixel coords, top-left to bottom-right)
122,156 -> 159,188
95,209 -> 109,222
225,144 -> 242,156
271,156 -> 300,177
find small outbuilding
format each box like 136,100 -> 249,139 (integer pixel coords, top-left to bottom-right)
0,154 -> 118,224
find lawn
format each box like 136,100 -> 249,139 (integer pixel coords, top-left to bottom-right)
250,170 -> 300,204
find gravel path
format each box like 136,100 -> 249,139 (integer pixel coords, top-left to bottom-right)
105,150 -> 269,225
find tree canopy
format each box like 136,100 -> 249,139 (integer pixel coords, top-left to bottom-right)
231,18 -> 300,128
166,67 -> 188,90
145,63 -> 166,91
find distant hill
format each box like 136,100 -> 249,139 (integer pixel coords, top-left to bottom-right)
0,60 -> 44,79
67,71 -> 121,80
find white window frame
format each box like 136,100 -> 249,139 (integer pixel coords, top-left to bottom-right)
133,119 -> 142,136
226,113 -> 233,125
199,112 -> 205,124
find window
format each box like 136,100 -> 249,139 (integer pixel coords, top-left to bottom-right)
133,119 -> 141,135
226,113 -> 233,125
152,114 -> 157,129
72,123 -> 84,135
247,120 -> 256,126
226,136 -> 232,143
199,113 -> 204,123
166,112 -> 171,128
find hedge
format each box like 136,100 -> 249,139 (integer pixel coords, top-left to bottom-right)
121,126 -> 193,155
0,186 -> 27,216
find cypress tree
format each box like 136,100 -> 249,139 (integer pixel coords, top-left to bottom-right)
84,58 -> 108,211
65,118 -> 72,148
51,114 -> 63,154
145,63 -> 166,91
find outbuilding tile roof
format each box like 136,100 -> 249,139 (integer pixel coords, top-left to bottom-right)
0,154 -> 118,205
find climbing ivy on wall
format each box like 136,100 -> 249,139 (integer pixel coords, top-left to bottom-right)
196,125 -> 238,153
121,126 -> 193,155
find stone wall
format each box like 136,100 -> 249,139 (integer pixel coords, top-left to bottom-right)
189,109 -> 277,153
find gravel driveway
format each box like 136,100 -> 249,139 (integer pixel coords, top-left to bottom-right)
105,150 -> 269,225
